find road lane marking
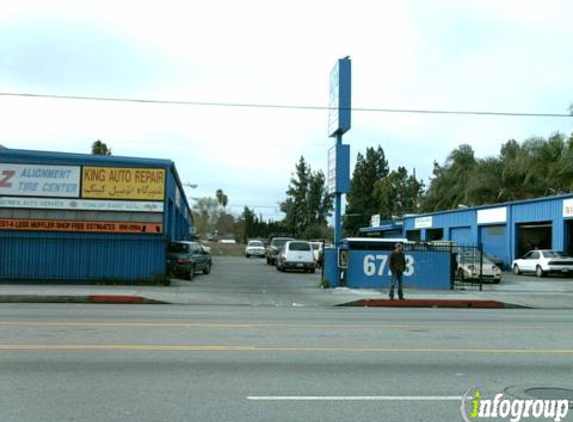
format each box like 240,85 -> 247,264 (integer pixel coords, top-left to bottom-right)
0,321 -> 567,331
0,344 -> 572,354
247,396 -> 464,401
0,321 -> 252,328
0,344 -> 256,351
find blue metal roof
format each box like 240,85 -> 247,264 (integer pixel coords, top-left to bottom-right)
0,147 -> 193,220
359,221 -> 403,233
405,193 -> 573,219
0,148 -> 174,168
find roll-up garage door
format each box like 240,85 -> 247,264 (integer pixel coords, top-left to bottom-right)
516,222 -> 552,258
450,227 -> 473,245
479,225 -> 507,267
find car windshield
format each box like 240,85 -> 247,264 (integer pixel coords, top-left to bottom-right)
289,242 -> 311,251
168,243 -> 189,253
248,241 -> 263,247
272,239 -> 291,248
543,251 -> 569,258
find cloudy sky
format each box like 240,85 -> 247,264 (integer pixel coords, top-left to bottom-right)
1,0 -> 572,220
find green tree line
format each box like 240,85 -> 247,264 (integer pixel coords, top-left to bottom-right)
422,132 -> 573,212
92,131 -> 573,242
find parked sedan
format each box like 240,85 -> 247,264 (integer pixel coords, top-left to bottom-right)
512,249 -> 573,277
245,240 -> 266,258
167,241 -> 212,280
276,241 -> 316,273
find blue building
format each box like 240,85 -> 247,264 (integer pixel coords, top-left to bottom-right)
363,194 -> 573,268
0,148 -> 193,282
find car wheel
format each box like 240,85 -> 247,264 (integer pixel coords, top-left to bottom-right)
187,265 -> 195,281
512,264 -> 521,275
203,263 -> 211,275
246,254 -> 250,259
535,265 -> 544,278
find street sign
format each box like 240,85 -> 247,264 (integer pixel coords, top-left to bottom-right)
327,143 -> 350,195
328,57 -> 351,137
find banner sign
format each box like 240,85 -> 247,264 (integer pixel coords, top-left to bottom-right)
82,167 -> 165,200
415,216 -> 433,229
0,163 -> 80,198
0,197 -> 164,213
563,199 -> 573,218
0,218 -> 163,234
477,207 -> 507,224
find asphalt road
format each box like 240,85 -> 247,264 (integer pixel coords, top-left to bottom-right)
0,305 -> 572,422
0,257 -> 572,422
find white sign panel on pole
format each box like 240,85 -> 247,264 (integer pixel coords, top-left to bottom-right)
370,214 -> 380,227
327,145 -> 336,194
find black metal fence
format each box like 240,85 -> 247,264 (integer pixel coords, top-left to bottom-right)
400,241 -> 501,290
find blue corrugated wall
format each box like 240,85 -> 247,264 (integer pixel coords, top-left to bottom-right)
0,232 -> 166,282
402,195 -> 573,265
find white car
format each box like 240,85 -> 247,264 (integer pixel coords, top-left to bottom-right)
456,252 -> 502,283
245,240 -> 265,258
276,241 -> 316,273
512,249 -> 573,277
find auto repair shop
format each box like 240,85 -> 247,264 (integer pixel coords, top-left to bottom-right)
0,148 -> 193,282
365,194 -> 573,268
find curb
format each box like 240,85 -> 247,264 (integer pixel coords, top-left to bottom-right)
0,295 -> 169,305
88,295 -> 168,304
338,299 -> 525,309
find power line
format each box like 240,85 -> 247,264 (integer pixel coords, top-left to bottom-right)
0,91 -> 571,118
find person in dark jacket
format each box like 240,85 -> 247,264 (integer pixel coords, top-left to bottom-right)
389,243 -> 406,300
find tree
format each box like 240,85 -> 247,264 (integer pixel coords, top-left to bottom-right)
280,157 -> 332,238
421,144 -> 477,212
192,197 -> 220,237
91,140 -> 112,155
215,189 -> 229,209
344,146 -> 389,235
420,133 -> 573,211
374,167 -> 424,219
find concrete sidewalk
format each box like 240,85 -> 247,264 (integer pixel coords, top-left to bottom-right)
0,274 -> 571,308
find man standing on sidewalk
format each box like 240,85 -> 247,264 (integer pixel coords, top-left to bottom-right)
389,243 -> 406,300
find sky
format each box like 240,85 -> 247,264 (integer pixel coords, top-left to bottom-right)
0,0 -> 572,220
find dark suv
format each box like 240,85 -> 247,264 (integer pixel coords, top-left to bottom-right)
265,236 -> 295,265
167,241 -> 212,280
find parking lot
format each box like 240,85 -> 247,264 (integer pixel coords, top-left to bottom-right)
165,253 -> 573,309
169,254 -> 327,307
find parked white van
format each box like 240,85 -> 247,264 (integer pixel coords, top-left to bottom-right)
276,241 -> 316,273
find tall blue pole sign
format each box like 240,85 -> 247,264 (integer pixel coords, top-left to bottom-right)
327,57 -> 351,246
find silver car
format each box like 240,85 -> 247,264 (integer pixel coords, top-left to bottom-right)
456,252 -> 502,283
